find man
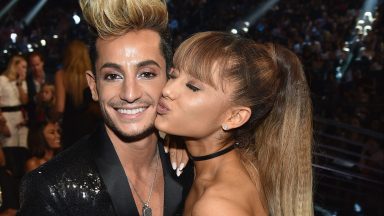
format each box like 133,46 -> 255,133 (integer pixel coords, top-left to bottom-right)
19,0 -> 192,215
28,52 -> 53,91
26,52 -> 55,127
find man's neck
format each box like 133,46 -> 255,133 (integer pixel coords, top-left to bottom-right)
34,71 -> 45,83
105,125 -> 159,172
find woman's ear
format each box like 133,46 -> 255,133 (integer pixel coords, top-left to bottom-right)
221,106 -> 251,131
85,70 -> 99,101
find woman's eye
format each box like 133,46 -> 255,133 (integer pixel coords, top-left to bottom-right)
138,72 -> 157,79
104,73 -> 122,80
186,83 -> 200,92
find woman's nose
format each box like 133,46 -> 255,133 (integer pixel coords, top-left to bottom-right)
162,79 -> 177,100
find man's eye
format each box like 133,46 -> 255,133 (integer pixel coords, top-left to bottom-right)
186,83 -> 200,92
104,74 -> 122,80
139,72 -> 156,79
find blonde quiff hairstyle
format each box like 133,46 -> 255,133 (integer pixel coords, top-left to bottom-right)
79,0 -> 168,38
174,31 -> 313,216
79,0 -> 172,72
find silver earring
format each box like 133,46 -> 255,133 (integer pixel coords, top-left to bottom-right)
222,124 -> 228,131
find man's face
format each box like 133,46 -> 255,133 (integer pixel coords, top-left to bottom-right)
29,55 -> 44,77
87,29 -> 167,141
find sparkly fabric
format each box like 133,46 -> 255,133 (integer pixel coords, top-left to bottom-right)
18,135 -> 116,215
18,125 -> 193,216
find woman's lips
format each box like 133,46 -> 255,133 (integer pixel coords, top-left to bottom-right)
157,99 -> 170,115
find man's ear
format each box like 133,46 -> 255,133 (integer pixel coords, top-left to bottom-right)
86,70 -> 99,101
221,106 -> 251,131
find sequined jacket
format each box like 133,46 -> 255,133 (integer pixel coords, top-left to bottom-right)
18,125 -> 193,216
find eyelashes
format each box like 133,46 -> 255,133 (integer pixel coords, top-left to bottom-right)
186,83 -> 200,92
168,69 -> 201,92
104,73 -> 122,81
102,70 -> 158,81
138,71 -> 157,79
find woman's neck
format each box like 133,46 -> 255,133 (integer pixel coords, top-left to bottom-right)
185,139 -> 239,179
44,149 -> 55,161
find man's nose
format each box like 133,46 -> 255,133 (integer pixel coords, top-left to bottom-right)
119,78 -> 143,103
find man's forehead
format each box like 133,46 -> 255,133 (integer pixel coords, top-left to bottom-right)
95,30 -> 164,66
30,55 -> 43,64
95,30 -> 161,50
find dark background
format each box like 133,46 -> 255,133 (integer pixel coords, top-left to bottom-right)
0,0 -> 383,215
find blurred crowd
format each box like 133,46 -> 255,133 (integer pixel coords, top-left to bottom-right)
0,0 -> 383,214
245,0 -> 384,178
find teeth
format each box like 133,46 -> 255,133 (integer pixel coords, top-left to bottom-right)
117,107 -> 146,115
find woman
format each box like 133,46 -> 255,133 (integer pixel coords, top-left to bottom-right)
0,55 -> 29,148
55,40 -> 101,149
25,119 -> 61,172
155,32 -> 313,215
0,110 -> 11,145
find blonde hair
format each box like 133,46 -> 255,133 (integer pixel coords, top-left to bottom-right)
79,0 -> 168,38
62,40 -> 92,107
3,55 -> 27,81
174,31 -> 313,216
35,83 -> 56,121
40,83 -> 56,106
79,0 -> 172,72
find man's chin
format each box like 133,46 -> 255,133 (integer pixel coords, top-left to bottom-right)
106,123 -> 156,142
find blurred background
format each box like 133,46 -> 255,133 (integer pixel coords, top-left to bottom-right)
0,0 -> 383,215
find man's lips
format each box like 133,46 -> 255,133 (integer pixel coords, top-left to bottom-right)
157,99 -> 170,115
112,104 -> 150,117
115,107 -> 147,115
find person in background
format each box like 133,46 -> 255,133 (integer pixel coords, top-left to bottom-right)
0,110 -> 11,149
27,52 -> 55,93
155,31 -> 313,215
54,40 -> 101,149
0,55 -> 29,148
0,111 -> 18,216
35,83 -> 56,124
26,52 -> 55,128
0,159 -> 18,216
25,119 -> 61,172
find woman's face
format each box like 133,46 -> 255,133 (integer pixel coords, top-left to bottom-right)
16,60 -> 27,80
43,122 -> 61,149
155,68 -> 233,139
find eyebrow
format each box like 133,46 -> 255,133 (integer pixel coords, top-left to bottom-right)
99,60 -> 161,71
137,60 -> 161,68
99,62 -> 121,71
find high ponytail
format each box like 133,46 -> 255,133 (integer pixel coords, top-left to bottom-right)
249,44 -> 313,216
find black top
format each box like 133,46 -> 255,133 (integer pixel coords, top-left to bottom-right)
61,88 -> 102,149
18,125 -> 193,216
0,167 -> 19,212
